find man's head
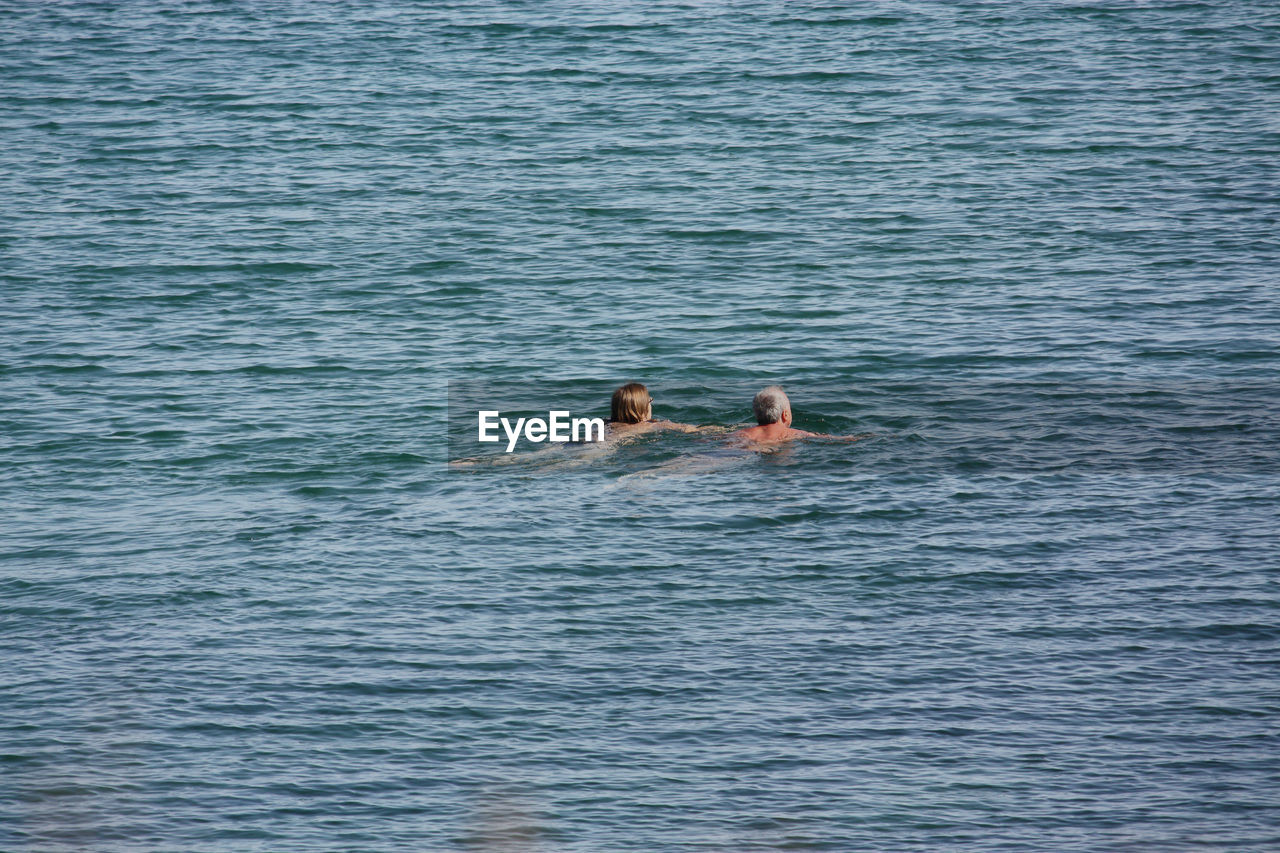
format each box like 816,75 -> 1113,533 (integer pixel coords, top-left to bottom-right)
752,385 -> 792,426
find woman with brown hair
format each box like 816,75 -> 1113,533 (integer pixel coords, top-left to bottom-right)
607,382 -> 700,437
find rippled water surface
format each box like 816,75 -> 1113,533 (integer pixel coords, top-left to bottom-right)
3,1 -> 1280,850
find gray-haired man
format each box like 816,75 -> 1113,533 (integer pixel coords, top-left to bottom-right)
731,386 -> 869,446
731,386 -> 818,443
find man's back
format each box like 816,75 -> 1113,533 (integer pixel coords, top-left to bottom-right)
731,421 -> 816,444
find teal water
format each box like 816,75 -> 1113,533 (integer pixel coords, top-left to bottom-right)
3,1 -> 1280,850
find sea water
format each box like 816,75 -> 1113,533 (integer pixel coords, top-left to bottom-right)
3,1 -> 1279,850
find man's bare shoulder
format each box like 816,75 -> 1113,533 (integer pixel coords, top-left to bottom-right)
729,425 -> 766,441
730,426 -> 871,445
731,424 -> 813,444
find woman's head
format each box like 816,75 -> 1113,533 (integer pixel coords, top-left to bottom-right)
610,383 -> 652,424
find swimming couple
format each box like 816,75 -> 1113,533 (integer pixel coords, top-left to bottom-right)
608,383 -> 862,445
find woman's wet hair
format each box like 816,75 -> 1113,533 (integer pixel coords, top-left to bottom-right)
611,383 -> 651,424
